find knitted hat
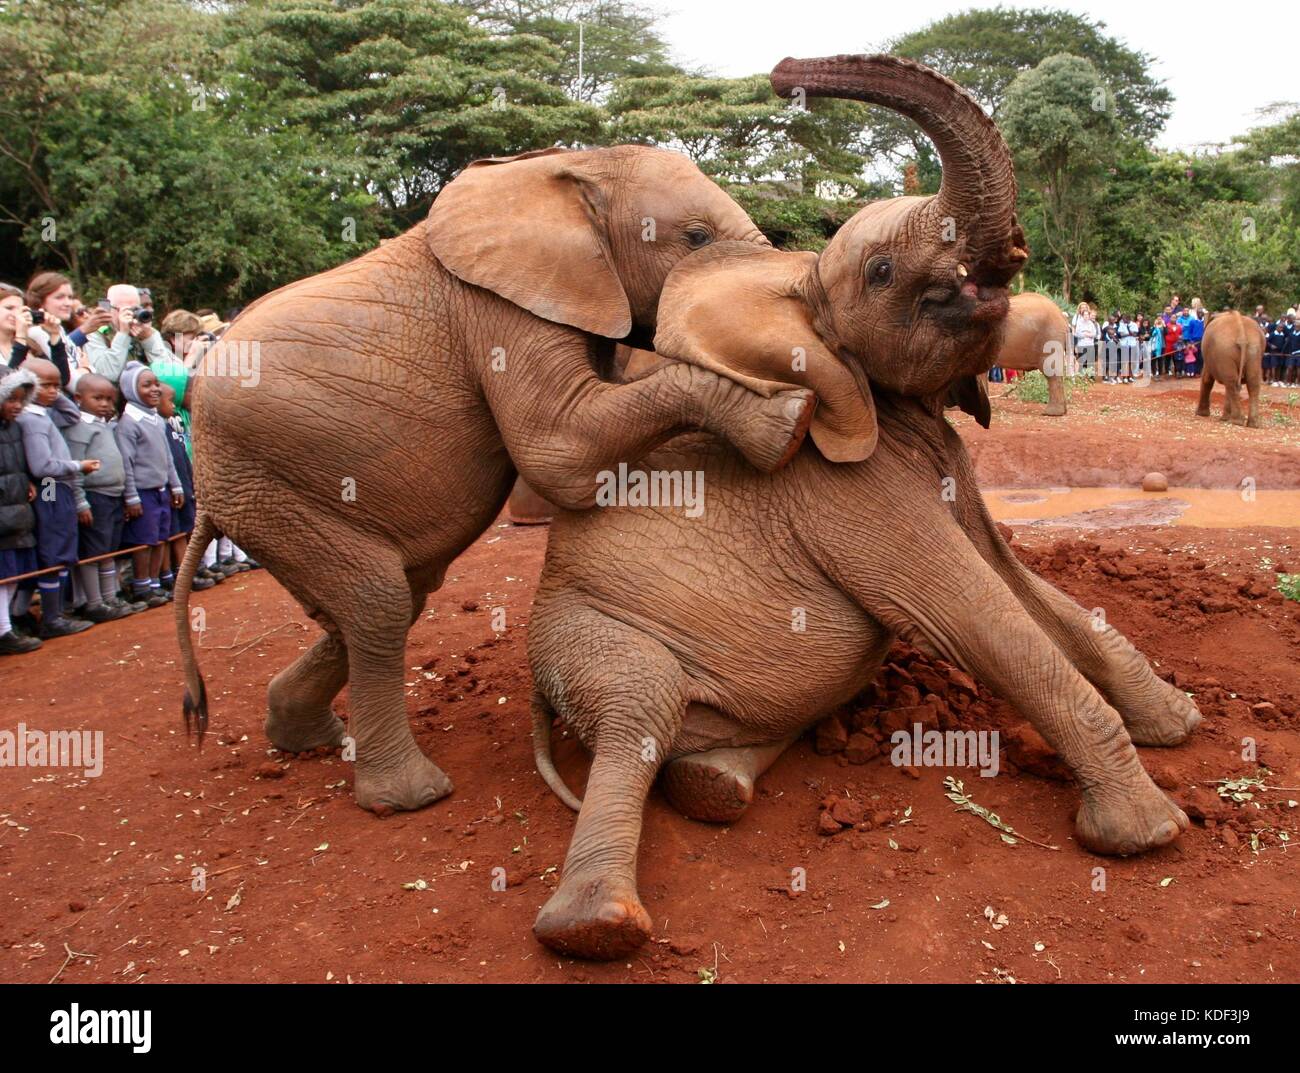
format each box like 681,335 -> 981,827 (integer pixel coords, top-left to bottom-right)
119,361 -> 151,408
0,366 -> 37,404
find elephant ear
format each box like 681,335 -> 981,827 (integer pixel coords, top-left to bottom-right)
426,148 -> 633,338
654,243 -> 877,463
946,374 -> 991,428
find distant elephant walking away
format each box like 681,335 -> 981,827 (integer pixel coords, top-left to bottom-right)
997,293 -> 1072,416
173,145 -> 814,816
1198,311 -> 1264,427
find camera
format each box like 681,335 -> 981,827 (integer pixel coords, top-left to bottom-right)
130,306 -> 152,325
29,308 -> 45,325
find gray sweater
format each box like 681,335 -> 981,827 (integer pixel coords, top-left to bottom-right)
114,402 -> 182,504
17,394 -> 82,489
62,412 -> 127,510
83,328 -> 174,384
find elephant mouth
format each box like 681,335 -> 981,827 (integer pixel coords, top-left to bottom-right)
924,281 -> 1010,330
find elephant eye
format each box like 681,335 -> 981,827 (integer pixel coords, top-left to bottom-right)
866,256 -> 893,285
684,228 -> 713,249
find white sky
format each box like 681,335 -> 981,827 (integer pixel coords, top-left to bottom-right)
644,0 -> 1292,150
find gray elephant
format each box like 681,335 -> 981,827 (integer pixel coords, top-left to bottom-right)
175,145 -> 814,814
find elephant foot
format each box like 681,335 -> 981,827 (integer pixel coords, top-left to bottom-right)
660,738 -> 793,822
534,873 -> 652,960
1195,407 -> 1211,417
743,389 -> 816,473
1043,405 -> 1066,417
1246,417 -> 1261,429
265,705 -> 346,754
354,749 -> 453,815
661,750 -> 755,823
1075,780 -> 1188,856
1119,680 -> 1203,747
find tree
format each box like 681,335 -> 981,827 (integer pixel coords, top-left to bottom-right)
888,6 -> 1170,139
607,74 -> 884,249
1153,202 -> 1298,312
1001,54 -> 1120,303
463,0 -> 677,102
218,0 -> 605,229
0,0 -> 370,307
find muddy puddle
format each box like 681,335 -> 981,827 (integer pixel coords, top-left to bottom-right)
982,486 -> 1300,529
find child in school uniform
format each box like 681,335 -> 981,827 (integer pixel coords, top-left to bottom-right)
15,358 -> 98,637
63,372 -> 143,618
0,368 -> 42,653
115,362 -> 184,608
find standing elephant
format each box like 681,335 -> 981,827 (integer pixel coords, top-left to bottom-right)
996,293 -> 1072,416
173,145 -> 815,814
1198,311 -> 1264,427
527,242 -> 1199,961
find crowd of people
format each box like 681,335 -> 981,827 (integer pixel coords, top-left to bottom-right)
1,272 -> 255,656
990,294 -> 1300,385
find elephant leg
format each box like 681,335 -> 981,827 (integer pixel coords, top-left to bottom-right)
1043,369 -> 1067,416
530,605 -> 686,959
1245,367 -> 1262,428
1220,378 -> 1242,423
273,533 -> 452,814
1195,371 -> 1214,417
660,734 -> 798,823
483,337 -> 813,510
944,427 -> 1201,747
265,632 -> 348,753
858,527 -> 1188,856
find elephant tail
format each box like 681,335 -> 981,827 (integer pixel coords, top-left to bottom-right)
531,691 -> 582,811
176,511 -> 217,747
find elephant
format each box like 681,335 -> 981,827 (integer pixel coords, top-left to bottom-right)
526,241 -> 1201,961
1198,311 -> 1264,427
994,293 -> 1072,416
173,144 -> 818,814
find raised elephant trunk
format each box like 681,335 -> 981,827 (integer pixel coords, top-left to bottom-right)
771,54 -> 1027,283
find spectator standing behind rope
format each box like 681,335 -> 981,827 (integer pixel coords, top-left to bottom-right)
1,284 -> 35,368
21,273 -> 88,387
1072,302 -> 1098,376
1183,306 -> 1205,377
1148,315 -> 1165,378
0,368 -> 41,654
83,284 -> 173,384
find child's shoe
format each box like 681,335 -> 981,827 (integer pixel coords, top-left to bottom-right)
191,575 -> 216,590
0,630 -> 42,654
39,615 -> 93,638
81,602 -> 131,623
12,611 -> 39,636
106,593 -> 148,614
221,557 -> 251,573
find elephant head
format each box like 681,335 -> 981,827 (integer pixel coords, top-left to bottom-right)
654,55 -> 1029,460
425,145 -> 770,342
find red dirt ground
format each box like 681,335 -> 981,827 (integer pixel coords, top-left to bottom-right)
2,382 -> 1298,984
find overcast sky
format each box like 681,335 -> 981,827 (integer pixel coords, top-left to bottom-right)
643,0 -> 1292,150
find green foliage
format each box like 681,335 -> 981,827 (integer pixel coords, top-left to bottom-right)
889,6 -> 1171,139
1152,201 -> 1299,312
1010,369 -> 1090,404
1001,54 -> 1120,302
1277,574 -> 1300,603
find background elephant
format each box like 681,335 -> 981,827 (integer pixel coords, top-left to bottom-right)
1198,311 -> 1265,427
174,144 -> 815,814
995,293 -> 1072,416
526,242 -> 1200,960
